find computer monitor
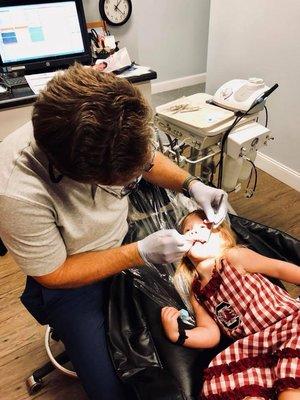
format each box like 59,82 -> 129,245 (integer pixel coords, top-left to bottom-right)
0,0 -> 91,74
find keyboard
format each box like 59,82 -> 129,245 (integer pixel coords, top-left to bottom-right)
1,75 -> 28,88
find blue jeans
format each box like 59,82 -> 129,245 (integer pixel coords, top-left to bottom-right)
21,277 -> 126,400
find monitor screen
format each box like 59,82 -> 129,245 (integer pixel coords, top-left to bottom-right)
0,0 -> 91,72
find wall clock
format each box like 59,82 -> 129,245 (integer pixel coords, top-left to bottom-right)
99,0 -> 132,26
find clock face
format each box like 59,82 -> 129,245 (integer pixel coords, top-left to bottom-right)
100,0 -> 132,26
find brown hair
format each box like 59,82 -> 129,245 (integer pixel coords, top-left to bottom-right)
174,210 -> 237,311
32,63 -> 153,184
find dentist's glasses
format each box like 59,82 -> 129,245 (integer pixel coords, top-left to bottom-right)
97,140 -> 159,199
97,175 -> 142,200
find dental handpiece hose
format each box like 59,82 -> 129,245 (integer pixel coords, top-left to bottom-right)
218,83 -> 279,188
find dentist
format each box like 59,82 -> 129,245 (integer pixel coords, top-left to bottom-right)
0,64 -> 227,400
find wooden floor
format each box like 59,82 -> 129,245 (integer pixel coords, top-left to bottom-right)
0,169 -> 299,400
229,169 -> 300,240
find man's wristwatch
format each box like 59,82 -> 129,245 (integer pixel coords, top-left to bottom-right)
181,175 -> 202,198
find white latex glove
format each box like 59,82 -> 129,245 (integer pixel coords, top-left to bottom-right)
189,181 -> 228,226
137,229 -> 193,265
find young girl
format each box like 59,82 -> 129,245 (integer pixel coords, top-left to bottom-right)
161,210 -> 300,400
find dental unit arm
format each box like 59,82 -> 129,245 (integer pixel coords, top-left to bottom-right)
155,78 -> 278,196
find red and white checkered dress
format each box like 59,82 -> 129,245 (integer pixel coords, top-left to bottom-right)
192,259 -> 300,400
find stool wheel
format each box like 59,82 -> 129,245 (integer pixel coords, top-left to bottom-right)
26,375 -> 44,395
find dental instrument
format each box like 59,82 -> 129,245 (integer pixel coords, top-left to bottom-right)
207,193 -> 225,243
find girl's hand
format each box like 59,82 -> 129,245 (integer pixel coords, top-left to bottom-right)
161,306 -> 180,343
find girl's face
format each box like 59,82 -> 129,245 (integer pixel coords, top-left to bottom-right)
182,213 -> 224,262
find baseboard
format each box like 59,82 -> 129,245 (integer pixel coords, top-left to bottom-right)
151,73 -> 206,95
256,152 -> 300,192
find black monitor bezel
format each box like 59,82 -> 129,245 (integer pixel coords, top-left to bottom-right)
0,0 -> 91,73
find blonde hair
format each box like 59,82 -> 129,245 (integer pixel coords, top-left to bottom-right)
174,210 -> 237,313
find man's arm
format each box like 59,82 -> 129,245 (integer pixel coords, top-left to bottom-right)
36,227 -> 192,289
143,151 -> 228,225
1,196 -> 191,290
142,152 -> 189,192
35,243 -> 143,289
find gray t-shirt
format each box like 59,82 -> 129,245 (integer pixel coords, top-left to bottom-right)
0,122 -> 128,276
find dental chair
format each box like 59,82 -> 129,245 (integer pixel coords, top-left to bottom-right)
108,180 -> 300,400
24,180 -> 299,399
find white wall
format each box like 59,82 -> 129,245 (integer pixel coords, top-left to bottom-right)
83,0 -> 210,83
206,0 -> 300,178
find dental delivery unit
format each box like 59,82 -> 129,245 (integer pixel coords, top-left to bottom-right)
155,78 -> 278,196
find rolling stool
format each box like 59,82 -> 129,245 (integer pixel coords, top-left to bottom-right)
26,326 -> 77,395
0,241 -> 75,394
0,239 -> 75,394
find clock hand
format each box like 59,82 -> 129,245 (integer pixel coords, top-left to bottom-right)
115,5 -> 125,15
114,0 -> 121,10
